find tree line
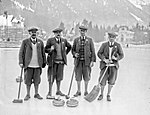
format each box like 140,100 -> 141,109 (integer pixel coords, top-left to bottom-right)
58,19 -> 150,44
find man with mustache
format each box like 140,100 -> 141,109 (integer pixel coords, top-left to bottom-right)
72,26 -> 96,97
45,28 -> 71,99
19,27 -> 46,101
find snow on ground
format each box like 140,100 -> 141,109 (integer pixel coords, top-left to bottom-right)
0,45 -> 150,115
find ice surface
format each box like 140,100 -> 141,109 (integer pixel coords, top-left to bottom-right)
0,45 -> 150,115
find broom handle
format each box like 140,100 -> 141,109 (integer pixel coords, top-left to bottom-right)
67,67 -> 75,96
98,65 -> 109,86
50,51 -> 54,96
17,67 -> 23,99
98,46 -> 117,85
67,58 -> 78,96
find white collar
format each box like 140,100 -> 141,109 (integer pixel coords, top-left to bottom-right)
30,37 -> 37,42
80,36 -> 86,39
55,37 -> 61,41
109,42 -> 114,46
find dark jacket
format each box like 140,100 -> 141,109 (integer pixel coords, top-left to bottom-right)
97,41 -> 124,70
19,38 -> 46,69
72,36 -> 96,66
45,37 -> 71,66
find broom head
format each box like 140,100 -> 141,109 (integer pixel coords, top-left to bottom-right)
65,95 -> 70,99
46,95 -> 55,99
12,99 -> 23,103
16,76 -> 23,83
84,85 -> 100,102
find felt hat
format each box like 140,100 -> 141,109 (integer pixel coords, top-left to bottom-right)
79,25 -> 88,30
52,28 -> 63,33
28,27 -> 38,33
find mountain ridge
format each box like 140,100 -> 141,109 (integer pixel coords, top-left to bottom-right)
0,0 -> 150,32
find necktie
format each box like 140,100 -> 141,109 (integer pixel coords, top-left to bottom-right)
81,36 -> 84,40
32,40 -> 36,44
57,39 -> 60,44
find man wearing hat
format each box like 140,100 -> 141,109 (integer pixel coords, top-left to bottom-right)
72,25 -> 96,97
45,28 -> 71,99
97,32 -> 124,101
19,27 -> 46,101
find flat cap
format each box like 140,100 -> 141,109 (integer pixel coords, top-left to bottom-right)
28,27 -> 38,32
108,32 -> 118,38
52,28 -> 63,33
79,25 -> 88,30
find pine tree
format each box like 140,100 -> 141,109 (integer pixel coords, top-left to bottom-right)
59,21 -> 66,36
87,21 -> 93,38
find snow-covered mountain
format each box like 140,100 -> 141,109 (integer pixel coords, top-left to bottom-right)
0,0 -> 150,31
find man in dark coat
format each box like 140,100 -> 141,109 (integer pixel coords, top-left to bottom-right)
45,28 -> 71,99
97,32 -> 124,101
72,26 -> 96,97
19,27 -> 46,101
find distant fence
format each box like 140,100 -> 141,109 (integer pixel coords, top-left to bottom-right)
0,26 -> 29,42
0,41 -> 21,48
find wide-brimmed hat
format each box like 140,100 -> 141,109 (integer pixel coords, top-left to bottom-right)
52,28 -> 63,33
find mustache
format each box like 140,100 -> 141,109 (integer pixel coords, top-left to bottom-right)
56,35 -> 61,38
32,34 -> 36,36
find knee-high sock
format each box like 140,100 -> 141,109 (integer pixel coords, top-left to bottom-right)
84,81 -> 89,92
34,84 -> 39,95
107,85 -> 113,96
77,81 -> 81,92
48,82 -> 53,95
56,81 -> 61,92
100,85 -> 105,95
26,85 -> 31,96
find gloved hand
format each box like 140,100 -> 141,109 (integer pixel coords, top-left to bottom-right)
42,63 -> 46,68
50,45 -> 55,51
112,55 -> 117,60
74,53 -> 79,58
90,61 -> 94,67
103,58 -> 111,64
19,64 -> 23,68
